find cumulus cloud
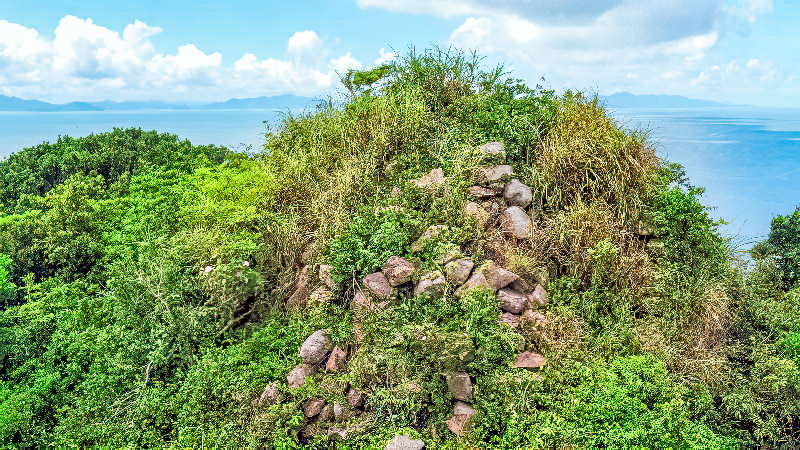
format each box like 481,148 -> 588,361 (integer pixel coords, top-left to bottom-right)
0,16 -> 365,102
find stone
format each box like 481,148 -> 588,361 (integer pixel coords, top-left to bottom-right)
523,309 -> 546,327
503,179 -> 532,207
375,205 -> 404,215
498,288 -> 527,314
499,312 -> 520,329
385,435 -> 425,450
299,329 -> 332,364
287,265 -> 311,310
414,271 -> 446,298
455,271 -> 493,298
384,161 -> 397,176
501,206 -> 532,239
326,345 -> 347,372
258,381 -> 279,405
477,165 -> 513,184
410,225 -> 448,252
447,401 -> 477,436
328,428 -> 348,440
411,168 -> 447,190
301,242 -> 317,265
634,220 -> 655,236
437,246 -> 463,265
390,186 -> 402,197
529,284 -> 548,308
468,185 -> 501,199
304,398 -> 326,418
446,372 -> 473,402
333,404 -> 343,420
477,141 -> 505,158
309,286 -> 333,305
287,363 -> 317,388
319,264 -> 336,290
364,272 -> 392,299
445,258 -> 474,285
347,388 -> 364,408
383,256 -> 415,287
318,403 -> 334,421
482,262 -> 520,290
463,202 -> 489,228
513,351 -> 546,369
510,277 -> 534,293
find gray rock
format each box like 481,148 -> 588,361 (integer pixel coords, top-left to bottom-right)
383,256 -> 415,287
299,329 -> 332,364
325,345 -> 347,372
333,403 -> 343,420
319,264 -> 336,290
454,271 -> 493,298
414,271 -> 446,298
437,246 -> 463,265
634,220 -> 655,236
482,262 -> 520,290
258,381 -> 279,405
364,272 -> 392,299
463,202 -> 489,228
385,435 -> 425,450
468,185 -> 502,198
510,277 -> 534,293
347,388 -> 364,408
447,401 -> 477,436
513,351 -> 546,369
410,225 -> 448,252
390,186 -> 402,197
501,206 -> 532,239
446,372 -> 473,402
287,265 -> 311,310
503,179 -> 532,207
411,168 -> 446,190
499,312 -> 520,329
318,403 -> 334,421
478,165 -> 513,184
523,309 -> 546,327
529,284 -> 548,308
287,363 -> 317,388
308,286 -> 333,305
478,141 -> 505,158
498,288 -> 527,314
445,258 -> 474,285
304,398 -> 326,418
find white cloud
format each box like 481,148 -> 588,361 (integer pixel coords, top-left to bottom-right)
375,48 -> 397,65
287,30 -> 322,54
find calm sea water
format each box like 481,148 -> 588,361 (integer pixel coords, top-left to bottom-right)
1,107 -> 798,244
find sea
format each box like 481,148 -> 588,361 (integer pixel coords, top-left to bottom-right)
1,106 -> 798,246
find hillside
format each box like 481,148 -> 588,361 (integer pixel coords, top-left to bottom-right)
0,48 -> 799,449
0,95 -> 102,112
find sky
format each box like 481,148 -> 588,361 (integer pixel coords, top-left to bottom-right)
1,0 -> 798,106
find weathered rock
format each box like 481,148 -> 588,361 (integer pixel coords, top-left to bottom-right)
364,272 -> 392,299
318,403 -> 334,421
468,185 -> 502,199
477,165 -> 513,184
499,312 -> 520,329
482,262 -> 520,290
325,345 -> 347,372
328,428 -> 348,440
446,258 -> 474,285
347,388 -> 364,408
415,271 -> 446,298
384,161 -> 397,176
304,398 -> 326,418
513,351 -> 546,369
386,435 -> 425,450
437,246 -> 463,265
333,403 -> 344,420
259,381 -> 279,405
446,372 -> 473,402
309,286 -> 333,305
523,309 -> 546,327
447,401 -> 477,436
390,186 -> 402,197
287,265 -> 311,310
410,225 -> 448,252
477,141 -> 505,160
529,284 -> 548,308
301,242 -> 317,265
411,168 -> 447,190
455,271 -> 493,298
287,363 -> 318,388
318,264 -> 336,290
498,288 -> 527,314
503,179 -> 532,207
463,202 -> 489,228
383,256 -> 415,287
510,277 -> 534,293
299,329 -> 332,364
501,206 -> 532,239
634,220 -> 655,237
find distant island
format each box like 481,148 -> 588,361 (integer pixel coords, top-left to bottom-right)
600,91 -> 736,108
0,94 -> 318,112
0,95 -> 103,112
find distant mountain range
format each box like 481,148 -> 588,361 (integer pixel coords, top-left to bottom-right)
0,94 -> 318,112
600,92 -> 734,108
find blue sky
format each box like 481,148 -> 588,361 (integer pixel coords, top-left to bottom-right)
1,0 -> 797,105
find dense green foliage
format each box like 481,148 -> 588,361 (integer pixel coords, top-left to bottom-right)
0,47 -> 798,448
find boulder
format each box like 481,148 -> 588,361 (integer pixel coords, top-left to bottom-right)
258,381 -> 279,406
477,165 -> 513,184
347,388 -> 364,408
319,264 -> 336,290
468,185 -> 501,199
501,206 -> 532,239
385,435 -> 425,450
503,179 -> 532,207
482,262 -> 519,290
411,168 -> 447,190
529,284 -> 548,308
383,256 -> 415,287
499,312 -> 520,329
437,246 -> 463,265
364,272 -> 392,299
299,329 -> 332,364
304,398 -> 326,418
318,403 -> 334,421
510,277 -> 534,293
410,225 -> 448,252
477,141 -> 505,161
513,351 -> 546,369
463,202 -> 489,228
287,265 -> 311,310
447,401 -> 477,436
414,271 -> 446,298
454,271 -> 493,298
308,286 -> 333,305
287,363 -> 318,388
325,345 -> 347,372
333,403 -> 344,420
498,288 -> 527,314
445,258 -> 474,285
523,309 -> 546,327
446,372 -> 473,402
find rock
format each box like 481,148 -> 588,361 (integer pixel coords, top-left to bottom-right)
477,141 -> 505,160
385,435 -> 425,450
635,220 -> 655,236
513,351 -> 546,369
523,309 -> 546,327
364,272 -> 392,299
447,401 -> 477,436
328,428 -> 348,440
318,403 -> 334,421
414,271 -> 446,298
325,345 -> 347,372
463,202 -> 489,228
529,284 -> 547,308
309,286 -> 333,305
411,168 -> 447,190
455,271 -> 493,298
390,186 -> 402,197
301,242 -> 317,265
503,179 -> 532,207
299,329 -> 332,364
304,398 -> 326,418
482,262 -> 520,290
287,265 -> 311,310
375,205 -> 404,215
477,165 -> 513,184
258,381 -> 279,405
319,265 -> 336,290
510,277 -> 534,293
383,256 -> 415,287
498,288 -> 527,314
501,206 -> 532,239
446,372 -> 473,402
347,388 -> 364,408
437,246 -> 463,265
287,363 -> 318,388
410,225 -> 448,252
384,161 -> 397,176
468,185 -> 501,199
445,258 -> 474,285
499,312 -> 520,329
333,404 -> 343,420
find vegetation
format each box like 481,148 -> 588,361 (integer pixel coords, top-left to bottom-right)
0,46 -> 799,448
